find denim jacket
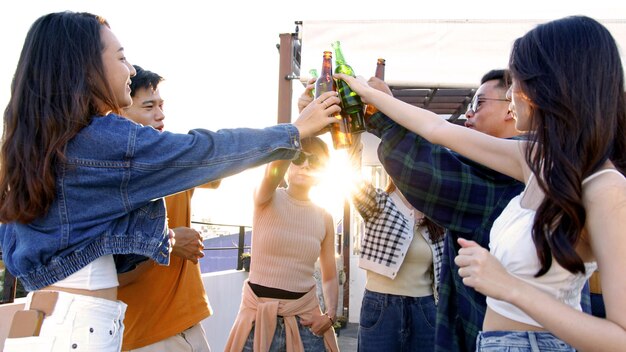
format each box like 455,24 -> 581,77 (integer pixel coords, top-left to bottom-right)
0,113 -> 301,291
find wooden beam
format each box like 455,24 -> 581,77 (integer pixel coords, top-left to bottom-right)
277,33 -> 294,124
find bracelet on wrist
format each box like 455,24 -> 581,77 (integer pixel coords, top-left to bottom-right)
324,312 -> 335,324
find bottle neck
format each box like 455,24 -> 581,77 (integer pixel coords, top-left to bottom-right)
335,50 -> 346,65
321,57 -> 333,75
333,43 -> 346,65
375,64 -> 385,80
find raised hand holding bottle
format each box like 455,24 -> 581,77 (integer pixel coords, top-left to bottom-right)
332,41 -> 366,134
315,51 -> 351,149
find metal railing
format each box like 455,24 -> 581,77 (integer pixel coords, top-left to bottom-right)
191,221 -> 252,271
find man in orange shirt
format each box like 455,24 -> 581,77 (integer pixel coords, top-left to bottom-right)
118,65 -> 218,351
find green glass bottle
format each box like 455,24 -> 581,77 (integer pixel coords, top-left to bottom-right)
315,51 -> 351,149
332,40 -> 365,134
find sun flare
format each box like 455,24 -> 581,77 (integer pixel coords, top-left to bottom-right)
310,148 -> 363,216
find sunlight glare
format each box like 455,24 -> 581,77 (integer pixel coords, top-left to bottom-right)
310,147 -> 363,216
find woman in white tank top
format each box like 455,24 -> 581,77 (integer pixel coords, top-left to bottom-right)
337,15 -> 626,352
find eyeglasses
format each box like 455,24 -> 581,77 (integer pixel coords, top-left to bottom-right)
292,152 -> 325,169
466,95 -> 511,114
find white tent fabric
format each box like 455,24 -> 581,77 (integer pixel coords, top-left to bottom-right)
300,19 -> 626,88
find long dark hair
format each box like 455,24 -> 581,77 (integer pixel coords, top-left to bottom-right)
0,12 -> 118,223
385,180 -> 445,242
509,16 -> 626,276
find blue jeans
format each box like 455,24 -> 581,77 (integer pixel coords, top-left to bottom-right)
358,289 -> 436,352
242,316 -> 325,352
476,331 -> 575,352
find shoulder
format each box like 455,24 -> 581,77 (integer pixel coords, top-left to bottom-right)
78,113 -> 138,139
583,169 -> 626,199
583,169 -> 626,216
90,113 -> 136,128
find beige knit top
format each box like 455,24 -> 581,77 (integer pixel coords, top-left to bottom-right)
248,188 -> 331,292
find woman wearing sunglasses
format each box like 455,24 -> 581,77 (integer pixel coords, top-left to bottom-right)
226,136 -> 339,351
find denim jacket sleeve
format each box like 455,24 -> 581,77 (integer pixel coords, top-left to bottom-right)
75,115 -> 302,210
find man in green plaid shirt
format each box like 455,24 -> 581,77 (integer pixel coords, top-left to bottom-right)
367,70 -> 520,351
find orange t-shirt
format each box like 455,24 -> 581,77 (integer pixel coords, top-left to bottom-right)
119,190 -> 211,350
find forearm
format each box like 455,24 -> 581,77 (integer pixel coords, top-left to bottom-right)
254,160 -> 289,205
365,87 -> 525,181
350,180 -> 382,220
362,88 -> 446,142
510,280 -> 626,351
321,276 -> 339,319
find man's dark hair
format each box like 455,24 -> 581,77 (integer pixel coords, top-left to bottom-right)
480,69 -> 511,90
130,65 -> 163,96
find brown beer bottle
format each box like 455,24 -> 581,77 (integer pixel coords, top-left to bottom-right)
364,58 -> 386,131
332,41 -> 366,134
315,51 -> 351,149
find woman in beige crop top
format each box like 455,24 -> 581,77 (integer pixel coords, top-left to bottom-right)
225,136 -> 339,351
336,15 -> 626,352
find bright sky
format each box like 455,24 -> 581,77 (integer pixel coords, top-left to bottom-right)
1,0 -> 624,228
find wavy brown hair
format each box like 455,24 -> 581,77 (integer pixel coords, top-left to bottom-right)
0,12 -> 121,223
509,16 -> 626,276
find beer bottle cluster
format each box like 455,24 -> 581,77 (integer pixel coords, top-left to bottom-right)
314,41 -> 369,149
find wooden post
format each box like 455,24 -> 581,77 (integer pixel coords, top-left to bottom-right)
277,33 -> 295,124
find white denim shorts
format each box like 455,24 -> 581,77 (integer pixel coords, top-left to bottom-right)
4,291 -> 127,352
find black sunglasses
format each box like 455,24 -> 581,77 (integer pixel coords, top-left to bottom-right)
292,152 -> 324,169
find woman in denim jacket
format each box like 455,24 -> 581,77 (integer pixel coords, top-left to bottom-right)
0,11 -> 339,351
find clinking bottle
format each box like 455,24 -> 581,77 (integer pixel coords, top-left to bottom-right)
332,40 -> 366,134
364,58 -> 386,131
315,51 -> 351,149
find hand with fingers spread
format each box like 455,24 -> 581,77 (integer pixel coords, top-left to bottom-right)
292,90 -> 341,138
455,238 -> 520,302
333,74 -> 373,103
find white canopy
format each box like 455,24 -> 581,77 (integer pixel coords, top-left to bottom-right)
300,19 -> 626,88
